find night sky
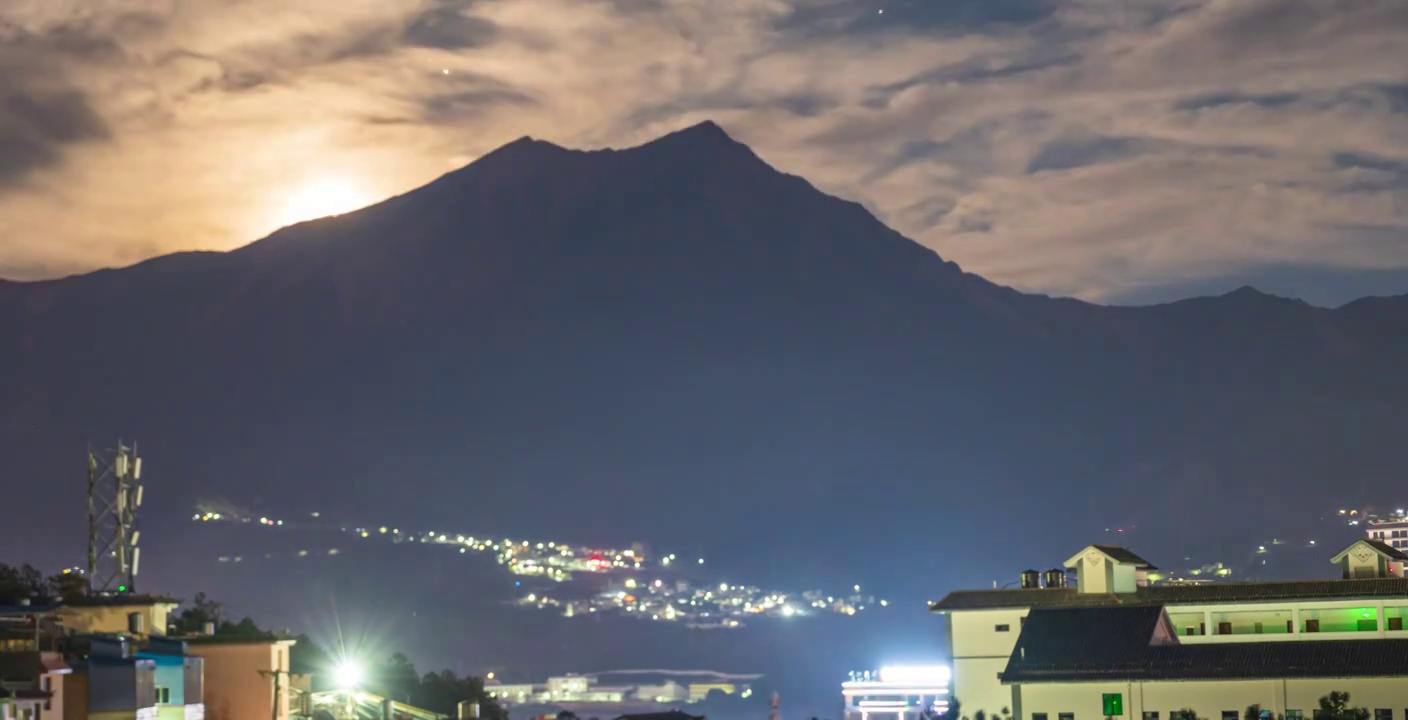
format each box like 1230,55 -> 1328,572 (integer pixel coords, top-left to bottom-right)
2,0 -> 1406,304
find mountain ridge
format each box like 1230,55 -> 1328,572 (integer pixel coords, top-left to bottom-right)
3,120 -> 1407,594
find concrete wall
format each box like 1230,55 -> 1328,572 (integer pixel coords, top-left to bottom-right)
187,641 -> 291,720
58,604 -> 176,637
950,608 -> 1028,715
1015,676 -> 1408,718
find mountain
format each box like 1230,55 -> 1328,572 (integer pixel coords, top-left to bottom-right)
2,121 -> 1406,597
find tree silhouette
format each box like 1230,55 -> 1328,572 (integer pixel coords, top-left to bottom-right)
1317,692 -> 1369,720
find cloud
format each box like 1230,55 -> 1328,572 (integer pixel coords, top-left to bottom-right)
0,0 -> 1405,306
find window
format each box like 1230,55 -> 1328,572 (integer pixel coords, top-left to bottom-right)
155,687 -> 171,704
1224,712 -> 1239,720
1285,711 -> 1302,720
1034,714 -> 1048,720
995,624 -> 1011,632
1374,711 -> 1390,720
1059,713 -> 1074,720
1143,713 -> 1159,720
1103,694 -> 1124,716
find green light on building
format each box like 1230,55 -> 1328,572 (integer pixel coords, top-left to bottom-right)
1102,693 -> 1124,716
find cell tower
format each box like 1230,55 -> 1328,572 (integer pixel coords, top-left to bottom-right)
87,441 -> 144,595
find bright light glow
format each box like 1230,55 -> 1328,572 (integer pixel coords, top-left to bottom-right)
879,665 -> 951,684
274,179 -> 371,228
333,661 -> 364,690
625,578 -> 637,589
781,605 -> 796,617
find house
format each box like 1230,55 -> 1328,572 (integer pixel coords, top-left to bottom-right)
84,635 -> 158,720
136,636 -> 204,720
1002,604 -> 1408,717
184,635 -> 295,720
931,540 -> 1408,715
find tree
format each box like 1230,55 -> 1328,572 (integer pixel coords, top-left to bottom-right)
173,592 -> 225,633
408,668 -> 503,719
1317,692 -> 1369,720
1245,704 -> 1283,720
0,564 -> 48,604
47,571 -> 89,600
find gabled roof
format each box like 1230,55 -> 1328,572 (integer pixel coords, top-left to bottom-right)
930,577 -> 1408,611
1332,538 -> 1408,563
1063,545 -> 1158,570
1002,605 -> 1408,683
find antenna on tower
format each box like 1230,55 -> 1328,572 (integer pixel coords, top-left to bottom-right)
87,441 -> 144,595
769,691 -> 779,720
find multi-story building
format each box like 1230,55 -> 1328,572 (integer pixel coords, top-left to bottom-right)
0,597 -> 204,719
1001,604 -> 1408,717
932,539 -> 1408,716
1367,520 -> 1408,551
841,666 -> 950,720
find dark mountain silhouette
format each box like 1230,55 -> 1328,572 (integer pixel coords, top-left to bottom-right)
2,121 -> 1405,596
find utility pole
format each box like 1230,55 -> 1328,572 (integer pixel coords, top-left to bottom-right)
87,442 -> 144,595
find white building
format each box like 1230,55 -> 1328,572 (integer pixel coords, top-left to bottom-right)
932,540 -> 1408,716
1367,520 -> 1408,551
1003,604 -> 1408,718
841,666 -> 950,720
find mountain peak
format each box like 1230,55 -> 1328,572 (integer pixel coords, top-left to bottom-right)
639,120 -> 750,155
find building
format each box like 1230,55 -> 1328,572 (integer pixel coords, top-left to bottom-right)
488,674 -> 727,707
1002,604 -> 1408,716
84,635 -> 158,720
185,636 -> 295,720
931,539 -> 1408,715
686,684 -> 736,702
632,681 -> 688,704
54,597 -> 181,639
1367,520 -> 1408,551
137,637 -> 204,720
841,666 -> 949,720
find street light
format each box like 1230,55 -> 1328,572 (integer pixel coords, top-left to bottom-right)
333,660 -> 364,690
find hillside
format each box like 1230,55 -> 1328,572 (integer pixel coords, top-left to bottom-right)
2,121 -> 1404,594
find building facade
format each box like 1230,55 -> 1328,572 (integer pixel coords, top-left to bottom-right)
932,540 -> 1408,716
1001,605 -> 1408,718
186,638 -> 294,720
841,667 -> 950,720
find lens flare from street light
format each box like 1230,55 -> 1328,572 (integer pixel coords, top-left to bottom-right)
334,660 -> 364,689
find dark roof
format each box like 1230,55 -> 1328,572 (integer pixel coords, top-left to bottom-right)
61,595 -> 179,607
931,577 -> 1408,611
0,604 -> 62,615
1361,539 -> 1408,561
1003,605 -> 1408,683
1090,545 -> 1157,569
615,712 -> 706,720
